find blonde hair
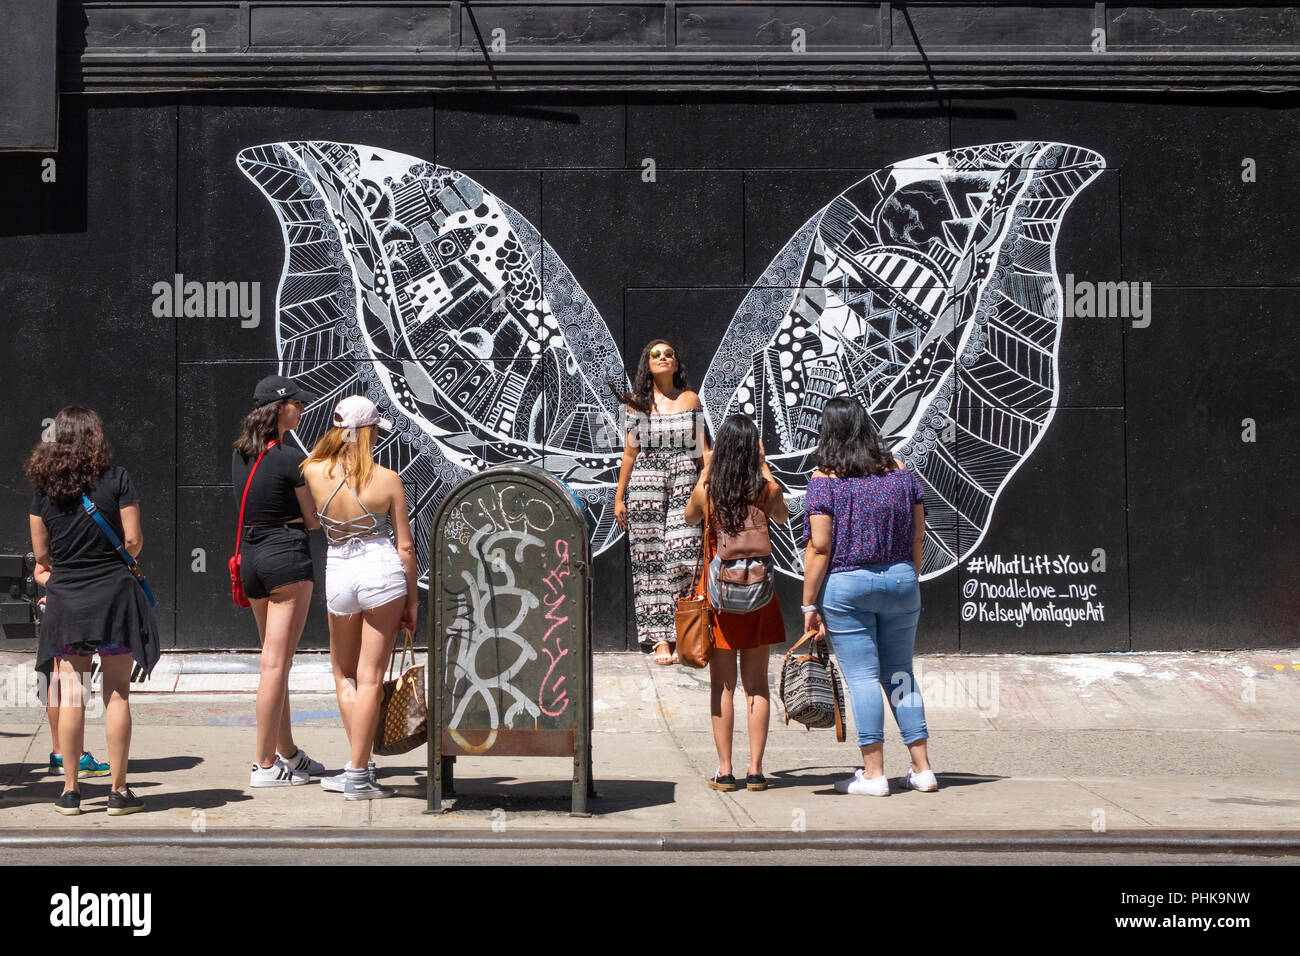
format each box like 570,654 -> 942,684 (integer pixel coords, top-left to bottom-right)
303,425 -> 378,488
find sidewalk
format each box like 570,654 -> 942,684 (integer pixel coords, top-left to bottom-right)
1,648 -> 1297,847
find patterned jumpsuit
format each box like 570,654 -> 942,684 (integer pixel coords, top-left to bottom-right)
627,408 -> 704,650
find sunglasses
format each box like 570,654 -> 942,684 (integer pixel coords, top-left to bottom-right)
649,348 -> 675,360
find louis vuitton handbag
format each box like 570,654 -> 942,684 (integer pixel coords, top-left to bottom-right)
374,629 -> 428,756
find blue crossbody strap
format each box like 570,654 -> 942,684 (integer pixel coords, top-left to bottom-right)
81,493 -> 157,607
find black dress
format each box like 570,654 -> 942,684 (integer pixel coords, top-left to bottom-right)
30,466 -> 161,683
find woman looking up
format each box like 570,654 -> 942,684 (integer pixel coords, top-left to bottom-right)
611,339 -> 709,664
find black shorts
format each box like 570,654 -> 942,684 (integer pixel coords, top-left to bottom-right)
240,525 -> 314,600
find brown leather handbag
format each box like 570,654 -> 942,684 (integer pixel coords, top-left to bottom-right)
674,499 -> 715,669
374,629 -> 428,756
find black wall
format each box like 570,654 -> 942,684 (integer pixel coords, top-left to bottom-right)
2,91 -> 1297,653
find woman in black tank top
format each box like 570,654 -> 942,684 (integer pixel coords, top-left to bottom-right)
231,375 -> 324,788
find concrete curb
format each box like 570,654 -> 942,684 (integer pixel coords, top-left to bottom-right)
2,829 -> 1297,853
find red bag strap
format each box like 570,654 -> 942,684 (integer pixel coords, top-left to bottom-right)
234,438 -> 278,557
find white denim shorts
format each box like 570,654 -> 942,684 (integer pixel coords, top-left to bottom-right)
324,536 -> 407,615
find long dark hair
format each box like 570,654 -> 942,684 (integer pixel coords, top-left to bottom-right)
25,405 -> 114,508
812,396 -> 896,478
707,415 -> 767,536
233,401 -> 285,457
607,339 -> 689,414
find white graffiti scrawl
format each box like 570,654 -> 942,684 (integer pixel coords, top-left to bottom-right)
440,484 -> 574,751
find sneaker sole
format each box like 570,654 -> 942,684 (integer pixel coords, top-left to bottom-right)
344,790 -> 395,800
53,805 -> 82,816
78,769 -> 111,778
107,804 -> 144,816
249,777 -> 311,788
707,780 -> 737,792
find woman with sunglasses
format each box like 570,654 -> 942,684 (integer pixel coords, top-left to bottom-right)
232,374 -> 325,787
611,340 -> 710,664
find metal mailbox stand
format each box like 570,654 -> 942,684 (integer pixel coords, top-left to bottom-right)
427,464 -> 594,816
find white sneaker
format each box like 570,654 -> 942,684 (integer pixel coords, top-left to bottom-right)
278,748 -> 325,776
249,757 -> 310,787
904,768 -> 939,792
834,769 -> 890,796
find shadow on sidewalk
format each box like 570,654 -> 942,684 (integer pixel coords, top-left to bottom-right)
409,774 -> 675,814
0,765 -> 250,813
769,767 -> 1006,791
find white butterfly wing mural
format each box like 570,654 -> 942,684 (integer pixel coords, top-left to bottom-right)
237,142 -> 628,587
701,142 -> 1106,578
239,139 -> 1102,590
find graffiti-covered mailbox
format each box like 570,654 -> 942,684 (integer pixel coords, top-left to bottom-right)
428,465 -> 594,815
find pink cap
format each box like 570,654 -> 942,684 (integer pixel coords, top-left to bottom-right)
332,395 -> 393,430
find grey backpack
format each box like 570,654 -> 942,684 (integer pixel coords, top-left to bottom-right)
706,486 -> 776,614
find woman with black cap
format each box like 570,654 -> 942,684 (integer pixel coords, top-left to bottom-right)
232,374 -> 325,787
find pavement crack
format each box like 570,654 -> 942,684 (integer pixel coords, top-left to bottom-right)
641,656 -> 752,827
1066,775 -> 1156,827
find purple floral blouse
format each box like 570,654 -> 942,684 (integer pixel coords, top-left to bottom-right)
802,469 -> 925,572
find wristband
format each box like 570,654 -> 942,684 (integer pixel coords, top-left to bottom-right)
800,604 -> 818,614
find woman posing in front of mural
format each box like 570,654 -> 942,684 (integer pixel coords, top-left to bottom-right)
301,396 -> 418,800
612,340 -> 710,665
232,375 -> 325,787
801,397 -> 937,796
684,415 -> 788,792
27,406 -> 161,815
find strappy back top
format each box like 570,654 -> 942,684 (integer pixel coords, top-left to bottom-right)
317,476 -> 392,546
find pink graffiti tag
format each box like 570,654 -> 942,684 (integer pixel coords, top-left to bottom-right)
538,538 -> 572,717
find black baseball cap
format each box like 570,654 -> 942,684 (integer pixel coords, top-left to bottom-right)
253,374 -> 317,407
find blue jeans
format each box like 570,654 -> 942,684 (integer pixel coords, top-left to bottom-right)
821,562 -> 928,747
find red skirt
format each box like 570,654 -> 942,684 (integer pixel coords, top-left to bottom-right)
704,530 -> 787,651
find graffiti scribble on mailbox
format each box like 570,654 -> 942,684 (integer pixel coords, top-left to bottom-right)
442,482 -> 575,753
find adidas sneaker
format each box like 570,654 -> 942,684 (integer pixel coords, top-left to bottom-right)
249,756 -> 309,787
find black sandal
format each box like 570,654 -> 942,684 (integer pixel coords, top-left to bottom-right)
745,773 -> 768,792
708,771 -> 737,792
